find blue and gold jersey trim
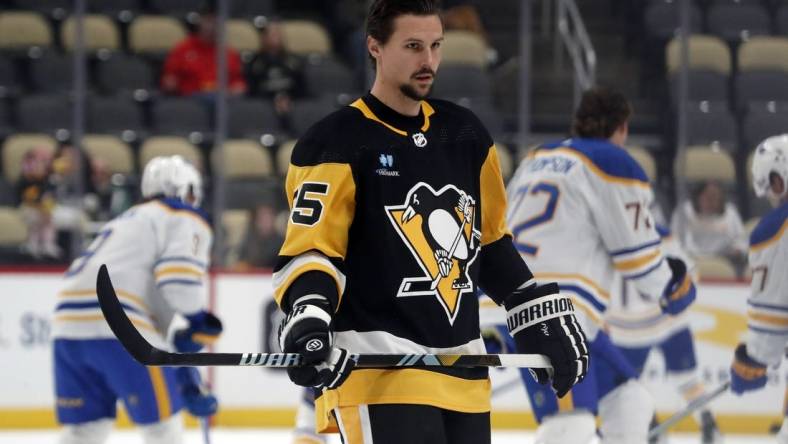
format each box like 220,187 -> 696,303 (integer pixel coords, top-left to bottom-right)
748,299 -> 788,335
154,256 -> 206,288
538,139 -> 650,187
750,203 -> 787,251
149,198 -> 212,230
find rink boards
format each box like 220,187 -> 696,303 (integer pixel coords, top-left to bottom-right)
0,269 -> 784,433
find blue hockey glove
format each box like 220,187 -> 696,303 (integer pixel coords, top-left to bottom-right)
175,367 -> 218,417
660,257 -> 696,315
174,311 -> 223,353
503,282 -> 590,398
730,343 -> 767,395
278,296 -> 355,390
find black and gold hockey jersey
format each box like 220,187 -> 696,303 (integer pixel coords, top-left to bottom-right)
273,93 -> 534,432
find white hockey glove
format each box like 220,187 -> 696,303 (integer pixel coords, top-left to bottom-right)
503,282 -> 589,398
278,296 -> 355,390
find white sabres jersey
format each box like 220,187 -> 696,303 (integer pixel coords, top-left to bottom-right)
606,227 -> 694,348
52,198 -> 213,348
745,202 -> 788,367
507,139 -> 674,336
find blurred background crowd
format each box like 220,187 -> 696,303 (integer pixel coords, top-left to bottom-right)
0,0 -> 781,280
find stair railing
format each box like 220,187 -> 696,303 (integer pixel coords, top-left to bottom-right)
555,0 -> 596,108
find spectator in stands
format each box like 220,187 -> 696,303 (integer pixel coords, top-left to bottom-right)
161,7 -> 247,97
83,158 -> 133,223
16,147 -> 60,260
671,180 -> 748,274
246,18 -> 306,121
235,201 -> 285,269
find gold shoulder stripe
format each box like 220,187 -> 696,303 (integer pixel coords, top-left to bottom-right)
350,99 -> 407,136
480,145 -> 512,246
421,101 -> 435,132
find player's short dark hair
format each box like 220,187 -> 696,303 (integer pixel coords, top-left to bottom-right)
571,86 -> 632,139
366,0 -> 442,63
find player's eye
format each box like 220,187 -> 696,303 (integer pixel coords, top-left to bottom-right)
406,42 -> 421,50
431,41 -> 441,49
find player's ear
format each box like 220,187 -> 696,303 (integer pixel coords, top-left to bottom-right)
367,35 -> 381,61
770,172 -> 785,195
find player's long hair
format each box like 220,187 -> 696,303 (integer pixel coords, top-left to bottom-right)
571,86 -> 632,139
366,0 -> 443,63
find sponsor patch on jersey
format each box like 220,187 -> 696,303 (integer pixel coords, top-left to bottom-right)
384,182 -> 481,324
376,153 -> 400,176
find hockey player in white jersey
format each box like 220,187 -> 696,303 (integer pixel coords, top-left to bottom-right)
729,135 -> 788,443
607,225 -> 722,444
504,87 -> 696,444
52,155 -> 222,444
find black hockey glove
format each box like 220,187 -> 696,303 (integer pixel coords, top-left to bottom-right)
278,296 -> 355,390
503,282 -> 589,398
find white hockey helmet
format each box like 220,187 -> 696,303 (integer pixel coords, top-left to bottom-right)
141,155 -> 203,207
752,134 -> 788,203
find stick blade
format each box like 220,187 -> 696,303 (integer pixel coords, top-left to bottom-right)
96,264 -> 155,365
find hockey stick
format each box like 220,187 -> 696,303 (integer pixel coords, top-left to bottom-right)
199,417 -> 211,444
647,381 -> 730,439
96,264 -> 551,369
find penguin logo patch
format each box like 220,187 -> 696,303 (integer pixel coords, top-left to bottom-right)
385,182 -> 481,324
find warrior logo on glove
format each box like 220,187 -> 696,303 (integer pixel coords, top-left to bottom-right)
306,338 -> 324,352
385,182 -> 481,324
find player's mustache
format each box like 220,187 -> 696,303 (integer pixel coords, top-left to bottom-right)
411,69 -> 435,78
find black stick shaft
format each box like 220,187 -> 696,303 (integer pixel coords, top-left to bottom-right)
97,264 -> 551,369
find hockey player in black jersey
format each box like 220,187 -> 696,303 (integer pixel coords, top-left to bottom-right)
273,1 -> 590,443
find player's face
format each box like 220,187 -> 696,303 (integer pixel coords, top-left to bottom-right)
374,14 -> 443,101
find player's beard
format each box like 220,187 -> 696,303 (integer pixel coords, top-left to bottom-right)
400,68 -> 435,101
400,83 -> 432,101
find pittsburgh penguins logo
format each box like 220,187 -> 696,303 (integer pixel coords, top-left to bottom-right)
385,182 -> 481,324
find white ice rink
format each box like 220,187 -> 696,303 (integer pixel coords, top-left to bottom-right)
0,428 -> 778,444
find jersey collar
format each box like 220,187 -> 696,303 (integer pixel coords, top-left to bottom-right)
351,93 -> 435,136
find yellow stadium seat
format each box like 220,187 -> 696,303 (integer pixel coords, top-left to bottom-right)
276,139 -> 297,176
139,136 -> 203,171
82,135 -> 134,175
227,19 -> 260,53
0,12 -> 52,50
213,139 -> 273,179
738,36 -> 788,73
666,35 -> 731,75
221,209 -> 251,266
441,30 -> 488,67
281,20 -> 331,55
61,15 -> 120,52
128,15 -> 187,54
675,145 -> 736,184
0,206 -> 28,246
2,133 -> 57,183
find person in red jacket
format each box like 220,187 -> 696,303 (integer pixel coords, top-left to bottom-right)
161,8 -> 247,97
